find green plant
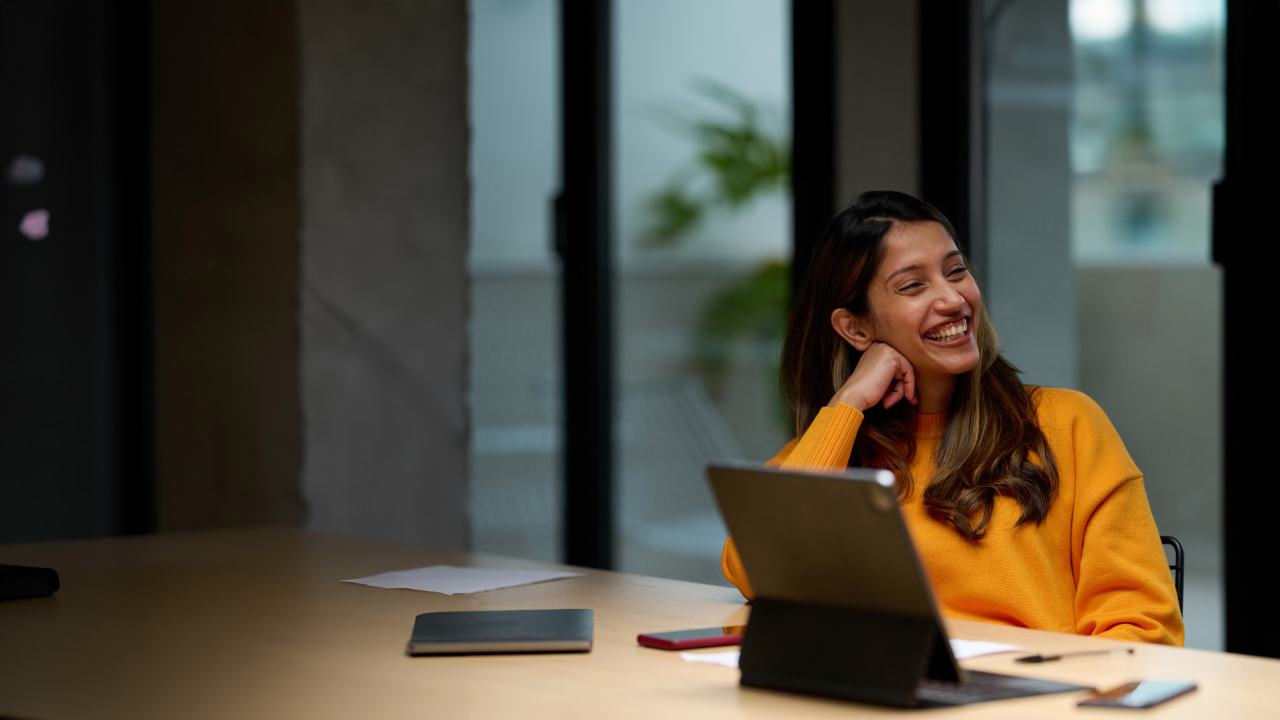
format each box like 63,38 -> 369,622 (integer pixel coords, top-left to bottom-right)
693,259 -> 791,430
642,80 -> 793,431
643,80 -> 790,246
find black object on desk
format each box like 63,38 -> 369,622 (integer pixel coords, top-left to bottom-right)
407,609 -> 593,655
0,563 -> 60,601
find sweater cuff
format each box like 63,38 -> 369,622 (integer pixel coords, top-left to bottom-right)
780,403 -> 863,470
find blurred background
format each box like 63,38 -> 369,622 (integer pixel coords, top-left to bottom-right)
469,0 -> 1226,647
3,0 -> 1271,655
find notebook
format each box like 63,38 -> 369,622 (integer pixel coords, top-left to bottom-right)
707,462 -> 1089,707
406,609 -> 593,655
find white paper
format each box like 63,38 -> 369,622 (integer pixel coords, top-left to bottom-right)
678,639 -> 1025,669
680,650 -> 742,668
342,565 -> 582,595
948,639 -> 1024,659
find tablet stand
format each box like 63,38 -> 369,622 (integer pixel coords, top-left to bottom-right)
738,598 -> 957,708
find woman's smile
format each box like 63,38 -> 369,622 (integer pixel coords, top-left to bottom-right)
923,317 -> 970,344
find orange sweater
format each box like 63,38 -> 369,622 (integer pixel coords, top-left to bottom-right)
722,387 -> 1184,646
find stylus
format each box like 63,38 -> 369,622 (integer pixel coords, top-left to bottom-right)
1016,648 -> 1134,663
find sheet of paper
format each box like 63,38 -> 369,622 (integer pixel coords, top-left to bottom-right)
948,639 -> 1024,659
680,650 -> 742,668
678,639 -> 1025,668
342,565 -> 582,595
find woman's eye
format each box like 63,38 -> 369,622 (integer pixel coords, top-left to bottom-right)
899,283 -> 923,292
948,266 -> 968,277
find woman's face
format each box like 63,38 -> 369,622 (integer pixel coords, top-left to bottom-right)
858,220 -> 982,386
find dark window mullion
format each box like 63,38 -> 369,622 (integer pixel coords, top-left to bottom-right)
559,0 -> 613,569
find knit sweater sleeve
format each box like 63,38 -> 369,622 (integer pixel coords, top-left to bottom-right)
720,403 -> 864,599
1056,390 -> 1185,646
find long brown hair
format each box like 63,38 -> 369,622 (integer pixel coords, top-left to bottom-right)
781,191 -> 1058,540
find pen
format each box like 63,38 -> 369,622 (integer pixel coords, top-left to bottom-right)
1015,648 -> 1134,663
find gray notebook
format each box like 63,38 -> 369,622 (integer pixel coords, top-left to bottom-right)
406,609 -> 593,655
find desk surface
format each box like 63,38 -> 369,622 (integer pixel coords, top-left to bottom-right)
1,528 -> 1274,719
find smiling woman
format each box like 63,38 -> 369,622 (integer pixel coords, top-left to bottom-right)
828,219 -> 982,415
720,191 -> 1185,646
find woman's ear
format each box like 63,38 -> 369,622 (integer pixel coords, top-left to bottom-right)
831,308 -> 874,351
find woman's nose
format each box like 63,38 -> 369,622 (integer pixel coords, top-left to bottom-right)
934,283 -> 965,310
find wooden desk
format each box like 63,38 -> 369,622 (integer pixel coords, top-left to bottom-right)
0,528 -> 1274,718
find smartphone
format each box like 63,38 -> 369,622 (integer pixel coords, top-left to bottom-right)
636,625 -> 745,650
1077,680 -> 1197,709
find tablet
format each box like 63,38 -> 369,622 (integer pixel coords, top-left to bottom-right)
707,462 -> 1087,707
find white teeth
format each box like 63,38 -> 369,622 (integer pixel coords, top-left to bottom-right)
925,318 -> 968,341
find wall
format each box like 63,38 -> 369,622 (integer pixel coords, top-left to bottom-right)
299,0 -> 470,549
152,3 -> 305,530
985,0 -> 1076,388
836,0 -> 920,202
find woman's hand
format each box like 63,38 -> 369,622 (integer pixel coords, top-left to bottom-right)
829,342 -> 917,412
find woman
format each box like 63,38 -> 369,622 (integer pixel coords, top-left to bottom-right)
721,191 -> 1184,646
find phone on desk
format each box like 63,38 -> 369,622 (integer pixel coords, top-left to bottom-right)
1077,680 -> 1197,709
636,625 -> 745,650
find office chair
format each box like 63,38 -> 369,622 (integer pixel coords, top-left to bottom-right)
1160,535 -> 1184,612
